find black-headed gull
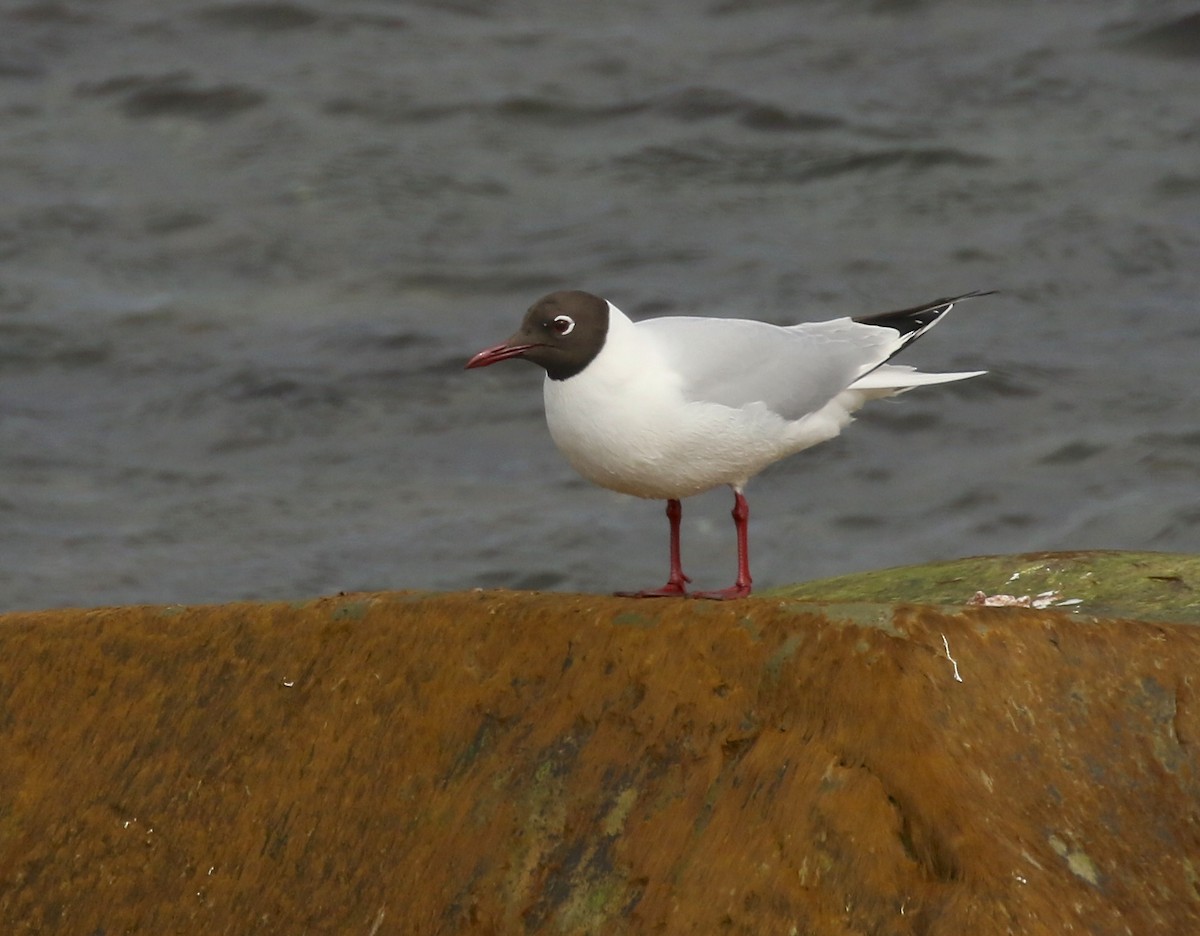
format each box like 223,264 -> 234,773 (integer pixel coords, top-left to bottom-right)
466,289 -> 989,599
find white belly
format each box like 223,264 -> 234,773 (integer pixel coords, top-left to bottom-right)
542,364 -> 860,500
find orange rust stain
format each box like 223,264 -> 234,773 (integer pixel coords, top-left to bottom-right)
0,592 -> 1197,933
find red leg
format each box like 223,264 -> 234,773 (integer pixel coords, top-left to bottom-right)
692,490 -> 753,600
615,498 -> 691,597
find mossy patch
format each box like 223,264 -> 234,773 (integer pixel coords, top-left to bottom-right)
769,551 -> 1200,623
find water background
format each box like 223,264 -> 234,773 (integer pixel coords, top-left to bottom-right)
2,0 -> 1199,610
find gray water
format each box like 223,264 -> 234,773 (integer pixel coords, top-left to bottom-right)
1,0 -> 1198,611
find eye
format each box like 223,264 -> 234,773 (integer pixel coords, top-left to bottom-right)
551,315 -> 575,336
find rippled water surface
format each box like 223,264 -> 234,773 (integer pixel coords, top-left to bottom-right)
1,1 -> 1199,609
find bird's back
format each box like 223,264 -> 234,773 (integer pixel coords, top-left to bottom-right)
638,315 -> 897,420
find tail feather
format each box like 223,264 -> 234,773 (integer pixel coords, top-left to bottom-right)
849,363 -> 985,391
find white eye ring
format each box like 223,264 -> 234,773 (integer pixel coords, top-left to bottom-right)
552,315 -> 575,336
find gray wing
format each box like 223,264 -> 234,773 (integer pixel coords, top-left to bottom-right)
638,316 -> 898,420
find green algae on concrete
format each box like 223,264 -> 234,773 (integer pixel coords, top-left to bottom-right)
770,550 -> 1200,622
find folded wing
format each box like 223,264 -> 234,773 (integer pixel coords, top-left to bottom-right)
639,292 -> 987,420
638,316 -> 906,420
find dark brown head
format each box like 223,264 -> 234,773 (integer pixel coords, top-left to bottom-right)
465,290 -> 610,381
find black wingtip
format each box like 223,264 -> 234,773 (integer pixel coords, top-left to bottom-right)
853,289 -> 996,338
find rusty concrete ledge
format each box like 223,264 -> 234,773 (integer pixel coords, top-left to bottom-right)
0,588 -> 1198,933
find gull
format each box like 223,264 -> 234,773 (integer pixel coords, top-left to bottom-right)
466,289 -> 989,598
